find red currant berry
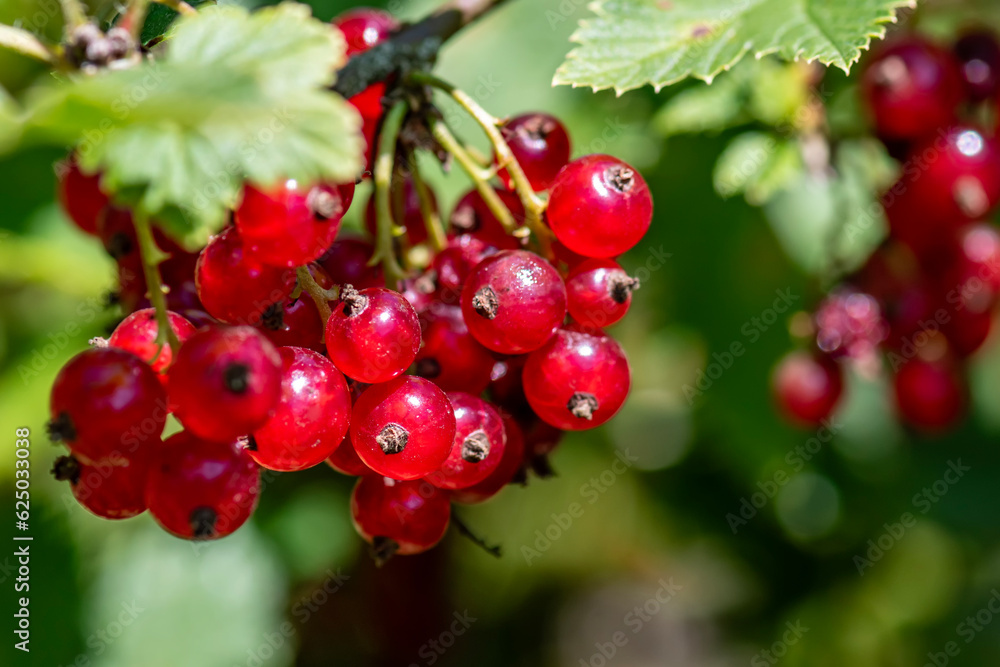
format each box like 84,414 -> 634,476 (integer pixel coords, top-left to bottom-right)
942,305 -> 992,357
427,393 -> 506,490
462,250 -> 567,354
324,286 -> 421,383
771,351 -> 843,427
521,413 -> 564,477
108,308 -> 197,376
349,83 -> 386,121
350,475 -> 451,559
318,237 -> 383,289
523,327 -> 630,430
146,432 -> 260,540
196,227 -> 296,325
813,289 -> 888,363
350,375 -> 456,480
57,156 -> 108,236
487,354 -> 530,415
52,454 -> 148,519
364,175 -> 436,246
893,358 -> 965,432
943,223 -> 1000,312
861,37 -> 963,140
415,304 -> 495,394
566,258 -> 639,329
48,348 -> 167,465
452,412 -> 525,504
954,30 -> 1000,103
256,294 -> 325,352
249,347 -> 351,472
169,326 -> 283,442
496,113 -> 571,191
327,435 -> 372,476
98,206 -> 139,261
332,8 -> 397,57
448,189 -> 523,250
905,127 -> 1000,224
547,155 -> 653,258
432,235 -> 495,304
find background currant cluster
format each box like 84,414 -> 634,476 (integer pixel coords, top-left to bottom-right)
47,8 -> 652,559
773,28 -> 1000,434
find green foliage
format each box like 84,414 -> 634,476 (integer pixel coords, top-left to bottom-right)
554,0 -> 913,94
8,2 -> 363,246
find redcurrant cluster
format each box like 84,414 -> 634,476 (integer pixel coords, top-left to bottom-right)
773,29 -> 1000,433
49,8 -> 652,559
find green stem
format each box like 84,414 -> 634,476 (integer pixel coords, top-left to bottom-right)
59,0 -> 88,30
406,147 -> 448,252
295,266 -> 336,323
370,101 -> 409,288
157,0 -> 198,17
0,24 -> 56,64
132,210 -> 180,355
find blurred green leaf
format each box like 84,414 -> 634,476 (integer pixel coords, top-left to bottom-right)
654,73 -> 747,137
713,132 -> 802,205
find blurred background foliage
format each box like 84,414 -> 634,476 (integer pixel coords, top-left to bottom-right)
2,0 -> 1000,666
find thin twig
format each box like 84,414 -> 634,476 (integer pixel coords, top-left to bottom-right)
295,266 -> 336,323
156,0 -> 198,17
451,513 -> 502,558
132,210 -> 180,355
0,24 -> 57,64
58,0 -> 88,30
407,147 -> 448,252
370,101 -> 410,287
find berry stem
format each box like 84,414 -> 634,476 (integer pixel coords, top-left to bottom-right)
0,24 -> 57,64
131,209 -> 180,356
157,0 -> 198,17
295,266 -> 336,323
406,147 -> 448,252
370,100 -> 410,288
58,0 -> 88,31
120,0 -> 151,41
451,512 -> 502,558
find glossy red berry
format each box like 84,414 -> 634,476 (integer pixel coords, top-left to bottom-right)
448,188 -> 523,250
497,113 -> 571,191
364,175 -> 436,246
426,393 -> 506,490
452,413 -> 525,504
325,286 -> 421,383
57,156 -> 108,235
350,474 -> 451,559
566,259 -> 639,329
350,376 -> 456,480
523,327 -> 630,430
771,351 -> 843,427
196,227 -> 296,325
547,154 -> 653,258
108,308 -> 197,376
893,358 -> 965,432
415,304 -> 495,394
98,206 -> 139,261
249,347 -> 351,472
813,289 -> 888,363
432,235 -> 494,300
169,326 -> 283,442
235,180 -> 346,268
146,432 -> 260,540
461,250 -> 567,354
318,237 -> 383,289
255,294 -> 325,352
861,37 -> 963,140
49,348 -> 167,465
332,8 -> 397,57
942,305 -> 992,357
327,435 -> 372,476
52,454 -> 148,519
954,30 -> 1000,102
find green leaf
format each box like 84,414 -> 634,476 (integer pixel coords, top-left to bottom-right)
712,132 -> 802,205
13,2 -> 363,246
554,0 -> 913,94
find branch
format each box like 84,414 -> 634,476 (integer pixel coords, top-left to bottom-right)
59,0 -> 88,31
370,101 -> 410,288
0,24 -> 57,64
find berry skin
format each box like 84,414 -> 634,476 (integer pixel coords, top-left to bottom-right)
432,235 -> 493,300
497,113 -> 571,191
364,175 -> 436,246
108,308 -> 197,376
169,326 -> 283,442
235,180 -> 346,268
324,286 -> 421,384
332,8 -> 397,57
771,351 -> 843,427
249,347 -> 352,472
255,293 -> 325,353
427,393 -> 506,491
452,413 -> 526,504
893,358 -> 965,432
350,376 -> 456,480
448,188 -> 523,250
146,432 -> 261,540
327,435 -> 372,476
546,154 -> 653,258
49,348 -> 167,465
415,304 -> 495,394
954,30 -> 1000,103
813,289 -> 888,363
566,259 -> 639,329
196,227 -> 296,325
57,156 -> 108,235
461,250 -> 567,354
522,327 -> 631,430
861,37 -> 963,140
318,238 -> 383,289
350,475 -> 451,559
52,453 -> 148,519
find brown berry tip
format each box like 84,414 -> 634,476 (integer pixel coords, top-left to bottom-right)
190,507 -> 217,540
47,412 -> 77,443
223,363 -> 250,394
609,273 -> 640,304
307,187 -> 342,221
567,392 -> 599,420
607,165 -> 635,193
51,455 -> 81,485
461,431 -> 491,463
340,284 -> 369,317
472,286 -> 499,320
370,536 -> 399,567
377,423 -> 409,455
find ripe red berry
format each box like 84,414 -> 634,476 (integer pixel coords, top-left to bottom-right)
169,326 -> 283,442
350,475 -> 451,559
332,8 -> 397,57
57,156 -> 108,235
942,305 -> 992,357
49,348 -> 167,465
52,454 -> 148,519
249,347 -> 351,472
108,308 -> 197,376
497,113 -> 571,191
861,37 -> 963,140
146,432 -> 260,540
547,154 -> 653,258
523,327 -> 630,430
350,375 -> 456,480
954,30 -> 1000,103
196,227 -> 296,325
324,286 -> 421,383
427,393 -> 506,490
448,188 -> 523,250
893,358 -> 965,432
327,435 -> 372,476
813,289 -> 888,363
432,235 -> 493,300
318,237 -> 383,289
255,294 -> 325,352
461,250 -> 567,354
98,206 -> 139,261
415,304 -> 495,394
235,180 -> 346,268
565,258 -> 639,329
364,175 -> 436,246
771,351 -> 843,427
452,413 -> 526,504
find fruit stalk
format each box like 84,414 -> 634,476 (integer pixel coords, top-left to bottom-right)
131,209 -> 181,354
371,100 -> 410,287
295,266 -> 335,322
406,147 -> 448,252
